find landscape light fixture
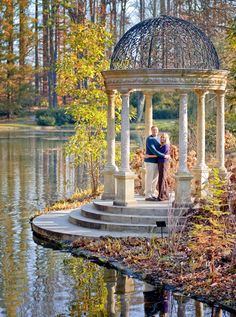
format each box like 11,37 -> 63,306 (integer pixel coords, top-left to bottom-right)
156,221 -> 166,239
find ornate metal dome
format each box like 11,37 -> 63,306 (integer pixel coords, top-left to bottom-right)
111,15 -> 220,70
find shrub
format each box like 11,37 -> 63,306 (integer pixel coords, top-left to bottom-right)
52,108 -> 75,126
188,169 -> 234,280
226,112 -> 236,134
153,109 -> 178,119
37,115 -> 56,126
35,108 -> 75,126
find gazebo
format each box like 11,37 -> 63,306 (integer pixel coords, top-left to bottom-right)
31,16 -> 229,239
101,15 -> 228,207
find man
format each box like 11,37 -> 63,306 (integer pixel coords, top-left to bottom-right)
144,126 -> 169,201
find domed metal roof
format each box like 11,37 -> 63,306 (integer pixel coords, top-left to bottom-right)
110,15 -> 220,70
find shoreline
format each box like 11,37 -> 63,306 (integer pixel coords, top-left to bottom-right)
32,228 -> 236,315
30,185 -> 236,315
0,122 -> 74,132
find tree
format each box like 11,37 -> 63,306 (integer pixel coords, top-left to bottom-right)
0,0 -> 35,117
227,17 -> 236,113
188,169 -> 235,280
57,21 -> 113,193
34,0 -> 40,105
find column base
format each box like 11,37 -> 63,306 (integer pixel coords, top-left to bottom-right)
101,165 -> 118,200
113,171 -> 136,206
192,165 -> 209,195
140,166 -> 146,196
218,166 -> 228,179
174,171 -> 193,207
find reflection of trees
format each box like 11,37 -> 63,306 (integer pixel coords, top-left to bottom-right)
64,257 -> 108,316
0,133 -> 31,317
0,130 -> 87,316
64,259 -> 138,317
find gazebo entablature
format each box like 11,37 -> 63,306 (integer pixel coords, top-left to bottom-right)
102,69 -> 228,92
102,68 -> 228,207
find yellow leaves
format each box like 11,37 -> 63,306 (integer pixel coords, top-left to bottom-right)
56,20 -> 114,192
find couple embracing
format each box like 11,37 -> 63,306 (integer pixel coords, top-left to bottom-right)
144,126 -> 170,202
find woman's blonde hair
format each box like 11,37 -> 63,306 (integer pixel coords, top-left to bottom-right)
160,133 -> 170,144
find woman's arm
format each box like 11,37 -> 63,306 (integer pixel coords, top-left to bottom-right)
145,154 -> 157,158
146,139 -> 165,158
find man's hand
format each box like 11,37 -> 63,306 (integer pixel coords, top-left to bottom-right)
164,154 -> 170,159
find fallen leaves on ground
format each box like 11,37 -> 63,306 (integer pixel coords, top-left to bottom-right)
72,232 -> 236,310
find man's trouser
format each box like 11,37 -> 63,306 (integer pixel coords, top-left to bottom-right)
144,162 -> 158,198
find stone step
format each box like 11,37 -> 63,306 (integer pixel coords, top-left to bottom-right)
69,209 -> 159,233
80,203 -> 186,225
31,211 -> 158,240
69,209 -> 186,233
93,199 -> 188,217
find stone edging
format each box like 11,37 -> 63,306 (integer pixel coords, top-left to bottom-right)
32,231 -> 236,315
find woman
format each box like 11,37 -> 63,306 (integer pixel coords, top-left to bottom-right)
156,133 -> 170,201
145,133 -> 170,201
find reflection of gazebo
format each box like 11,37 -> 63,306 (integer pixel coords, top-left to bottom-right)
102,15 -> 228,207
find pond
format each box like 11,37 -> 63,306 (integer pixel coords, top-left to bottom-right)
0,128 -> 234,317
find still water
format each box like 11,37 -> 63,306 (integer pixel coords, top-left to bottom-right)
0,129 -> 234,317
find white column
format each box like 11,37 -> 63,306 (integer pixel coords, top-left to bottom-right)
120,92 -> 131,172
102,90 -> 118,200
174,92 -> 193,207
215,90 -> 227,177
192,90 -> 209,193
178,93 -> 189,173
141,92 -> 153,195
107,91 -> 116,168
144,92 -> 153,138
196,90 -> 207,168
114,90 -> 136,206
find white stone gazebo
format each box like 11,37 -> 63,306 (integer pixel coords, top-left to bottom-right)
32,15 -> 229,240
101,15 -> 228,207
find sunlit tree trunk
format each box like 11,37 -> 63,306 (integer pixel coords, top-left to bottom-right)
19,0 -> 27,66
153,0 -> 157,17
166,0 -> 170,14
89,0 -> 95,22
120,0 -> 127,37
100,0 -> 106,23
35,0 -> 40,105
111,0 -> 117,41
160,0 -> 165,15
139,0 -> 145,21
43,0 -> 49,99
52,1 -> 59,108
6,0 -> 14,118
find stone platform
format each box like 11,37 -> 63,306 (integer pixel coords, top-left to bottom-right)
31,195 -> 190,242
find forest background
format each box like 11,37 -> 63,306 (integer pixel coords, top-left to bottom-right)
0,0 -> 236,139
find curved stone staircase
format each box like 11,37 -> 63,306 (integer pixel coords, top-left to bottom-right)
31,196 -> 190,241
69,198 -> 188,234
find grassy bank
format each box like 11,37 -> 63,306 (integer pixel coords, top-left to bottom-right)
130,119 -> 177,132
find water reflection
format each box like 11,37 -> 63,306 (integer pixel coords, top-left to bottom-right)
0,129 -> 235,317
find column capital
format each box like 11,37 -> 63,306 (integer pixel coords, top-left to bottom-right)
143,91 -> 153,97
194,89 -> 208,97
106,89 -> 116,97
214,89 -> 226,97
119,89 -> 131,96
177,90 -> 188,95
